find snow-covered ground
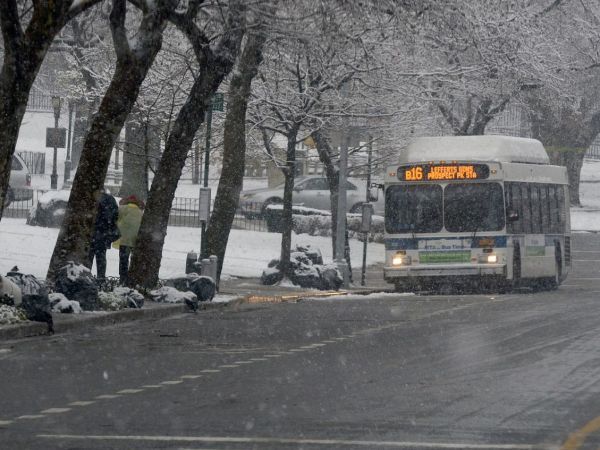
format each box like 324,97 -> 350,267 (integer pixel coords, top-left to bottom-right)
570,158 -> 600,231
0,219 -> 384,280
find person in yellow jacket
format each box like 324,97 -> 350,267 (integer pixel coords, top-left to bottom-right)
117,195 -> 144,285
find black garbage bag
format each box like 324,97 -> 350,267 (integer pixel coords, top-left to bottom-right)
54,262 -> 99,311
5,267 -> 54,333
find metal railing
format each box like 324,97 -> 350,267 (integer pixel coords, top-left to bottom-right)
586,143 -> 600,160
3,191 -> 269,232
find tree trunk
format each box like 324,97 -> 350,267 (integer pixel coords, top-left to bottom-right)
47,0 -> 170,280
311,129 -> 352,278
546,147 -> 587,206
278,126 -> 300,278
127,2 -> 245,289
205,30 -> 266,283
120,120 -> 149,202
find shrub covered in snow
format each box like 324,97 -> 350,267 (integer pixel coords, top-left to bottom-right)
149,286 -> 197,304
27,190 -> 70,228
98,291 -> 127,311
49,293 -> 82,314
97,287 -> 144,311
0,305 -> 27,325
292,212 -> 384,243
4,267 -> 54,332
54,262 -> 99,311
261,244 -> 342,290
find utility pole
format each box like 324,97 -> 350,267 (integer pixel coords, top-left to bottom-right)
361,135 -> 373,286
63,100 -> 74,183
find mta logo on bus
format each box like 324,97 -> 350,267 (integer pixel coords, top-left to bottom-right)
400,164 -> 490,182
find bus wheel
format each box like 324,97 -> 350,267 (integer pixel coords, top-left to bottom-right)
512,245 -> 521,290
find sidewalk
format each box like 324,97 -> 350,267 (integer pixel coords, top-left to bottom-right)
0,264 -> 391,341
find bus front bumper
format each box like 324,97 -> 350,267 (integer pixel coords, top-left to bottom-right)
384,263 -> 506,279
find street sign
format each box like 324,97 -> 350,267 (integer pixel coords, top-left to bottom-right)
199,187 -> 211,222
212,93 -> 224,112
46,127 -> 67,148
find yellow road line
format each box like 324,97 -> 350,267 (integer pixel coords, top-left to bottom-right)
560,416 -> 600,450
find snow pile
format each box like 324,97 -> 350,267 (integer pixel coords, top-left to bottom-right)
49,293 -> 82,314
149,286 -> 197,303
0,305 -> 27,325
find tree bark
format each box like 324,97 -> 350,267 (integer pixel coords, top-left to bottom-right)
546,147 -> 587,206
205,30 -> 267,283
47,0 -> 173,280
127,2 -> 245,288
120,120 -> 149,202
278,126 -> 300,278
0,0 -> 100,215
311,129 -> 352,278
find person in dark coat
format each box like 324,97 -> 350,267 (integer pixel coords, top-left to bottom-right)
88,190 -> 119,280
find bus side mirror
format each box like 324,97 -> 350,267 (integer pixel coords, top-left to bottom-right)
507,210 -> 519,222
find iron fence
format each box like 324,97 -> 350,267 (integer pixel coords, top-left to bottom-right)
17,151 -> 46,174
586,143 -> 600,160
3,191 -> 268,232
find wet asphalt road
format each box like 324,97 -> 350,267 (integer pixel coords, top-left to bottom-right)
3,234 -> 600,449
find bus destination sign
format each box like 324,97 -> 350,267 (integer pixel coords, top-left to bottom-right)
398,163 -> 490,181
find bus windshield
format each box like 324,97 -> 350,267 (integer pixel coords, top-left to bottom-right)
385,185 -> 443,233
444,183 -> 505,232
385,182 -> 505,233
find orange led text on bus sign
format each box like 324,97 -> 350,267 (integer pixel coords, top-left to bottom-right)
400,164 -> 489,181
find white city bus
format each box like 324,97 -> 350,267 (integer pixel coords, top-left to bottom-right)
383,136 -> 571,292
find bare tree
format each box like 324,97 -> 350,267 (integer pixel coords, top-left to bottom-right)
127,0 -> 246,288
205,6 -> 269,283
48,0 -> 177,280
0,0 -> 101,215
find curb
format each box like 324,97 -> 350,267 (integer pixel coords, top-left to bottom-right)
0,287 -> 386,341
0,299 -> 231,341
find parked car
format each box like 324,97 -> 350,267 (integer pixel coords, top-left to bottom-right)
4,153 -> 33,208
239,175 -> 383,218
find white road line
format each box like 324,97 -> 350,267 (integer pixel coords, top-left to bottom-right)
219,364 -> 239,368
40,408 -> 71,414
249,358 -> 268,361
17,415 -> 45,420
289,349 -> 306,352
200,369 -> 221,373
161,380 -> 183,385
0,349 -> 10,353
0,420 -> 14,426
142,385 -> 163,388
117,389 -> 144,394
36,433 -> 538,449
95,394 -> 121,399
264,354 -> 282,358
233,361 -> 255,364
68,401 -> 95,406
180,375 -> 202,379
322,340 -> 337,343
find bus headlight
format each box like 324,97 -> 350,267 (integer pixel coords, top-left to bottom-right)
479,254 -> 498,263
392,253 -> 411,266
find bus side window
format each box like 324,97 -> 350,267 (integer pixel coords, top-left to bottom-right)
548,185 -> 557,233
530,184 -> 541,233
557,185 -> 565,232
542,185 -> 551,233
521,183 -> 532,234
507,182 -> 522,233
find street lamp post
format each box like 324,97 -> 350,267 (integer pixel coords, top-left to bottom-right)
63,99 -> 73,183
50,96 -> 61,189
